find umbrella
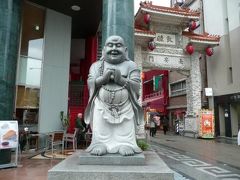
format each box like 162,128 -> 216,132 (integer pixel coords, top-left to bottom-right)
149,112 -> 160,116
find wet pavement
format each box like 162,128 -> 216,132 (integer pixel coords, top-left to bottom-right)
149,131 -> 240,180
0,152 -> 61,180
0,131 -> 239,180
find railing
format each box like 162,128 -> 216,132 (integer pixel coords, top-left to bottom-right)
143,91 -> 164,104
144,91 -> 163,100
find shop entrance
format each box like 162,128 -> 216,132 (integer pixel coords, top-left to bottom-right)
224,104 -> 232,137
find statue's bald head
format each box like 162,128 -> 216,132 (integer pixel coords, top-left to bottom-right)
103,35 -> 128,64
105,36 -> 125,46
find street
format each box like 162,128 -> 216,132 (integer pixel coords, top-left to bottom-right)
149,132 -> 240,180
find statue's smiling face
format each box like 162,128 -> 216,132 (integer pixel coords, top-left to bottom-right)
104,36 -> 127,64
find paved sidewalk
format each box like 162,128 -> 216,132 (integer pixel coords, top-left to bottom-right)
147,131 -> 240,169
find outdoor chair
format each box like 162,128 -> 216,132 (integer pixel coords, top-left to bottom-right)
48,131 -> 64,156
85,132 -> 92,147
64,128 -> 78,151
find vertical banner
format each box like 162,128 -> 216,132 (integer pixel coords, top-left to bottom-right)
199,110 -> 214,138
153,75 -> 162,91
0,121 -> 18,149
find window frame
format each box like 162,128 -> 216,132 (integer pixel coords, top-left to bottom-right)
169,79 -> 187,97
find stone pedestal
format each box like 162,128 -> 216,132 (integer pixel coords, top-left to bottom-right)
79,151 -> 145,165
48,150 -> 174,180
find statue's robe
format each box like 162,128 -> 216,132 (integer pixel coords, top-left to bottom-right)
84,59 -> 144,153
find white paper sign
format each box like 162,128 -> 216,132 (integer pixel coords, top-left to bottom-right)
0,121 -> 18,149
205,88 -> 213,96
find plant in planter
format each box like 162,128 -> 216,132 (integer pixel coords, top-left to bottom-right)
137,139 -> 149,151
60,111 -> 70,130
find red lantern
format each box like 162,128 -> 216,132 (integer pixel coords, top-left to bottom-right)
148,41 -> 156,51
144,13 -> 151,24
186,44 -> 194,55
206,47 -> 214,56
189,20 -> 197,31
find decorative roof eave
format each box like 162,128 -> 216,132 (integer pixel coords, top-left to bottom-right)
135,32 -> 156,38
141,7 -> 199,20
135,28 -> 156,38
182,31 -> 220,46
139,1 -> 200,18
190,39 -> 220,46
134,28 -> 156,45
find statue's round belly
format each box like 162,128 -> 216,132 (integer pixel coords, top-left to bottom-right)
99,84 -> 129,104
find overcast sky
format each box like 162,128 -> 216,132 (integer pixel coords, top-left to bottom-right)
134,0 -> 171,14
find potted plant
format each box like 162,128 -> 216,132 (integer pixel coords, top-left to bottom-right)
60,111 -> 69,130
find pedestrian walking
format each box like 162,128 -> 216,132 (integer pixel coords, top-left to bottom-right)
162,115 -> 169,135
150,117 -> 156,137
153,115 -> 161,136
75,113 -> 87,148
238,129 -> 240,146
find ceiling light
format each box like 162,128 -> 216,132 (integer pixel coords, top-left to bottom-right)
71,5 -> 81,11
34,25 -> 40,31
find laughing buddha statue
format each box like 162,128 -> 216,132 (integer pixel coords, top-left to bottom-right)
84,35 -> 144,156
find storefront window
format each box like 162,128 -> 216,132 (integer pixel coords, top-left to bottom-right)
15,2 -> 45,130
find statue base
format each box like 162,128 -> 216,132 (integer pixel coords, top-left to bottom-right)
48,150 -> 174,180
79,151 -> 145,165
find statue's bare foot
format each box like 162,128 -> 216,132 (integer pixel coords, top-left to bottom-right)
90,145 -> 107,156
119,146 -> 134,156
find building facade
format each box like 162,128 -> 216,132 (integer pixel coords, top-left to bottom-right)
0,0 -> 135,134
203,0 -> 240,137
1,0 -> 235,142
134,1 -> 220,137
176,0 -> 240,138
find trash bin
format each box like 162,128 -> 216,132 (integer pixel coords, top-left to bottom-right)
0,149 -> 11,164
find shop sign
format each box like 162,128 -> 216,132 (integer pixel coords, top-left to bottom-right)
0,121 -> 18,149
153,75 -> 163,91
199,110 -> 214,138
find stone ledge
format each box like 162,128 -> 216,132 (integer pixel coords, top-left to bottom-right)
48,150 -> 174,180
79,151 -> 145,165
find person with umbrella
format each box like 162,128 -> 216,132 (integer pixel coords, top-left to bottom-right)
153,114 -> 161,136
162,115 -> 169,135
149,115 -> 156,137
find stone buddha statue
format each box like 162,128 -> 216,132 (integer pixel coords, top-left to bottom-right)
84,35 -> 144,156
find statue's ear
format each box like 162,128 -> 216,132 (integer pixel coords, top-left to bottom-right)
102,46 -> 106,56
125,47 -> 129,60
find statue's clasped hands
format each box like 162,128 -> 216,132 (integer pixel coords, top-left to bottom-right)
97,68 -> 126,87
103,68 -> 122,83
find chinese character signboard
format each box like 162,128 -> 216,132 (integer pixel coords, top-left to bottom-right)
199,110 -> 214,138
146,54 -> 191,70
0,121 -> 18,149
155,33 -> 176,46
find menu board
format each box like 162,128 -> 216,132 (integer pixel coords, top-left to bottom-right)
0,121 -> 18,149
199,110 -> 214,138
